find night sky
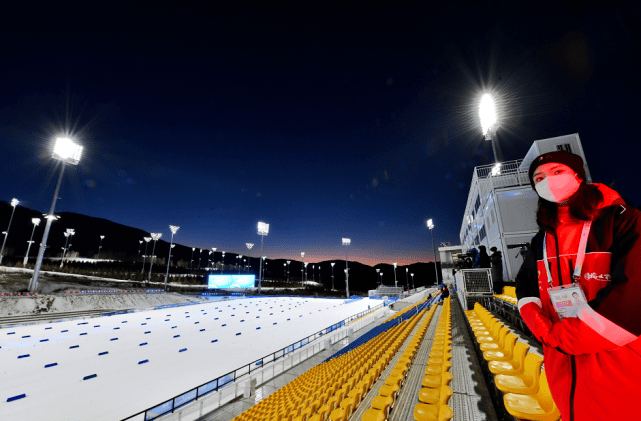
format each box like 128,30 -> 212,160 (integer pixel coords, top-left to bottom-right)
1,2 -> 639,266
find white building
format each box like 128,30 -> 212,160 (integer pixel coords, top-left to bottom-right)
440,133 -> 592,284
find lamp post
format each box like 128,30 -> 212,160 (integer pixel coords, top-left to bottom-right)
312,265 -> 315,283
376,268 -> 380,286
342,238 -> 351,298
190,247 -> 195,270
98,235 -> 105,258
380,272 -> 383,285
246,243 -> 254,273
393,262 -> 398,287
411,273 -> 415,289
480,93 -> 499,164
331,262 -> 335,290
405,267 -> 409,290
141,237 -> 151,273
29,137 -> 83,293
287,260 -> 291,282
238,255 -> 243,274
23,217 -> 41,267
198,248 -> 203,269
148,233 -> 162,284
0,198 -> 19,265
257,222 -> 269,294
164,225 -> 179,289
243,258 -> 246,271
211,248 -> 217,270
301,252 -> 305,287
60,229 -> 75,267
304,262 -> 308,284
138,240 -> 143,256
427,219 -> 439,286
221,251 -> 225,271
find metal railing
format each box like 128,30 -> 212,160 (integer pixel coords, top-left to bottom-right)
123,302 -> 384,421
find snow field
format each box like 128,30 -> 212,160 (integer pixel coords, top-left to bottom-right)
0,296 -> 378,421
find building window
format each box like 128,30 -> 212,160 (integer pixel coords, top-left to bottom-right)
556,143 -> 572,153
479,226 -> 487,241
474,195 -> 481,213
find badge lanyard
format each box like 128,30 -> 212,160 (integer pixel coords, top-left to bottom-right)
543,221 -> 592,287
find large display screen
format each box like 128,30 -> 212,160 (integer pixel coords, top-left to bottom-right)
208,275 -> 256,289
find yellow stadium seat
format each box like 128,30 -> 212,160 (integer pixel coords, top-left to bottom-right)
422,371 -> 453,389
309,415 -> 321,421
340,397 -> 355,419
371,395 -> 394,417
503,371 -> 560,421
487,341 -> 530,375
495,355 -> 544,395
413,386 -> 453,421
483,334 -> 518,362
317,404 -> 330,421
328,407 -> 346,421
479,327 -> 510,351
361,408 -> 386,421
379,384 -> 400,400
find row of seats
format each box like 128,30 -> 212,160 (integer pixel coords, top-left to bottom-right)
494,286 -> 517,306
465,303 -> 560,421
232,298 -> 432,421
361,303 -> 439,421
413,296 -> 454,421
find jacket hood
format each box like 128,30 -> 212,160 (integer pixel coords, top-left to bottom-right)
591,183 -> 626,209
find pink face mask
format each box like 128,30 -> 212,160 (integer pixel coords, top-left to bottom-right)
535,173 -> 581,203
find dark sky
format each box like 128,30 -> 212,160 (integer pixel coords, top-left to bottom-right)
1,2 -> 639,265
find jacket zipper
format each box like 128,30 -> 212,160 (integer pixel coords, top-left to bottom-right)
553,229 -> 576,421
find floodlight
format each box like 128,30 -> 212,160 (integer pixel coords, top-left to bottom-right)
100,235 -> 105,240
53,137 -> 83,165
169,225 -> 180,234
171,244 -> 175,248
393,262 -> 397,268
66,229 -> 75,235
376,268 -> 379,272
301,252 -> 305,258
287,260 -> 291,264
239,255 -> 243,258
151,233 -> 162,241
304,262 -> 308,267
331,262 -> 335,267
258,222 -> 269,235
32,218 -> 41,226
10,198 -> 19,207
246,243 -> 254,250
144,237 -> 152,242
491,163 -> 501,176
342,238 -> 351,246
427,219 -> 434,229
479,94 -> 497,137
43,214 -> 59,221
192,247 -> 196,251
212,247 -> 217,252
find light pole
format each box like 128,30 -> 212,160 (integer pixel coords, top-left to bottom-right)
427,219 -> 439,286
246,243 -> 254,273
263,257 -> 268,282
221,251 -> 225,271
164,225 -> 179,289
411,273 -> 415,289
0,198 -> 19,265
480,93 -> 499,164
380,272 -> 383,285
376,268 -> 380,286
257,222 -> 269,294
243,258 -> 246,271
211,248 -> 217,270
393,262 -> 398,287
331,262 -> 335,290
198,248 -> 203,269
138,240 -> 143,256
406,267 -> 409,290
312,264 -> 315,283
29,137 -> 83,293
238,255 -> 243,274
141,237 -> 151,273
304,262 -> 308,284
301,252 -> 305,287
60,229 -> 75,267
148,233 -> 162,284
190,247 -> 195,270
23,217 -> 41,267
98,235 -> 105,258
342,238 -> 351,298
287,260 -> 291,282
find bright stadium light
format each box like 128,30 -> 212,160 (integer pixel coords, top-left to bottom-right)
141,237 -> 152,274
23,217 -> 41,267
190,247 -> 195,270
479,93 -> 499,163
331,262 -> 335,290
148,233 -> 162,284
342,238 -> 351,298
60,228 -> 75,268
246,243 -> 254,273
29,136 -> 83,293
212,248 -> 217,269
393,262 -> 398,287
0,198 -> 19,265
138,240 -> 143,255
165,225 -> 180,289
257,222 -> 269,294
376,268 -> 380,286
98,235 -> 105,258
221,251 -> 225,271
286,260 -> 291,282
411,273 -> 415,289
427,219 -> 439,286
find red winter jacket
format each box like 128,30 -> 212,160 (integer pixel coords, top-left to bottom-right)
516,184 -> 641,421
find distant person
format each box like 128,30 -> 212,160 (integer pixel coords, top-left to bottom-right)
478,245 -> 491,269
469,248 -> 479,268
515,150 -> 641,420
440,284 -> 449,303
490,246 -> 504,294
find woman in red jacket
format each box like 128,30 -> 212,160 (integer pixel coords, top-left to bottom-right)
516,150 -> 641,421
